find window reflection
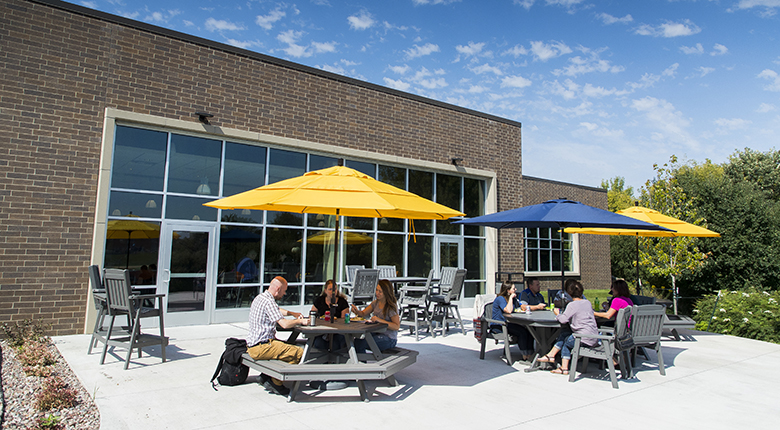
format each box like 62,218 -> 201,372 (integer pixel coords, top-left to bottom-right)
345,160 -> 375,230
108,191 -> 162,219
167,134 -> 222,196
112,126 -> 167,191
263,227 -> 303,283
218,226 -> 263,285
267,149 -> 306,225
464,178 -> 484,237
408,170 -> 433,233
223,142 -> 266,197
377,233 -> 404,273
436,173 -> 461,235
407,235 -> 432,277
165,196 -> 218,221
378,165 -> 405,232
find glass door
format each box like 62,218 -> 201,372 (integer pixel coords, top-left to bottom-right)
158,222 -> 217,326
434,235 -> 463,274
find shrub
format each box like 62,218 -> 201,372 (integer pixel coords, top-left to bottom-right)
692,288 -> 780,344
18,340 -> 57,377
1,319 -> 50,348
34,414 -> 63,430
36,376 -> 78,411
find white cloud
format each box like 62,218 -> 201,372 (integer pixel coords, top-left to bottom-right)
757,103 -> 776,112
255,9 -> 285,30
578,122 -> 625,138
596,13 -> 633,25
389,65 -> 410,75
470,63 -> 503,75
348,10 -> 375,30
552,51 -> 624,77
383,77 -> 411,91
418,77 -> 448,89
514,0 -> 535,9
711,43 -> 728,56
405,43 -> 440,59
680,43 -> 704,55
631,96 -> 696,147
501,75 -> 532,88
634,20 -> 701,38
467,85 -> 489,93
733,0 -> 780,14
694,66 -> 715,78
145,10 -> 181,24
548,79 -> 580,100
312,41 -> 337,53
80,1 -> 98,8
663,63 -> 679,77
206,17 -> 245,32
413,0 -> 462,4
758,69 -> 780,91
529,40 -> 572,62
502,45 -> 528,57
714,118 -> 752,130
582,83 -> 623,98
320,64 -> 346,75
277,30 -> 311,58
225,39 -> 261,49
456,42 -> 486,57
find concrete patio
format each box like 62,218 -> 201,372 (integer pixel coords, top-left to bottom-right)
54,308 -> 780,429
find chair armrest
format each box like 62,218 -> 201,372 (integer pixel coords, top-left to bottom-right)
573,332 -> 614,341
129,293 -> 166,299
484,318 -> 506,326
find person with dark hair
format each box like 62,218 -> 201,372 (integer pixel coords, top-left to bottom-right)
490,282 -> 534,361
311,279 -> 349,350
351,280 -> 400,353
553,278 -> 587,309
519,277 -> 546,311
594,279 -> 634,323
537,280 -> 598,375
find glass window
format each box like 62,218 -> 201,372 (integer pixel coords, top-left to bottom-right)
436,173 -> 461,235
378,165 -> 405,232
216,286 -> 258,309
377,233 -> 404,273
304,229 -> 335,284
112,126 -> 168,191
525,228 -> 573,273
103,219 -> 160,280
408,170 -> 433,233
165,196 -> 218,221
464,238 -> 485,280
263,227 -> 303,283
223,142 -> 266,197
218,226 -> 263,285
463,178 -> 485,237
344,232 -> 374,269
306,155 -> 339,226
345,160 -> 375,230
407,235 -> 432,277
167,134 -> 222,196
108,191 -> 162,219
267,149 -> 305,226
221,209 -> 264,224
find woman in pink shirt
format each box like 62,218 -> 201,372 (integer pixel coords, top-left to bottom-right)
594,279 -> 634,322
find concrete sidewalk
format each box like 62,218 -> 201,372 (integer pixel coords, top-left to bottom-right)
54,311 -> 780,429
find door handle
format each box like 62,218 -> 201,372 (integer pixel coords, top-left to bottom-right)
162,269 -> 170,283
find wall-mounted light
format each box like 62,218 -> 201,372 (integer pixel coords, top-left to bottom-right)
451,157 -> 463,166
195,112 -> 214,124
145,199 -> 157,208
111,209 -> 121,216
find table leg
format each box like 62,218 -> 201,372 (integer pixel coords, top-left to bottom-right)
364,333 -> 385,361
524,326 -> 560,373
301,337 -> 316,363
344,334 -> 359,364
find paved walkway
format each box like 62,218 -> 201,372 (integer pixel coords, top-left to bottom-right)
54,310 -> 780,429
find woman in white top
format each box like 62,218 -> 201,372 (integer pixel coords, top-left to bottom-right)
351,279 -> 400,353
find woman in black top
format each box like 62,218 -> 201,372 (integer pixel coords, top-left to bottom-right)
310,279 -> 348,350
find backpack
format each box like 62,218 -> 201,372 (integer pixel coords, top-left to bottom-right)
210,338 -> 249,390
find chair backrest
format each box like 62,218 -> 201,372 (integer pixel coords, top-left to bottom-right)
377,265 -> 396,278
438,267 -> 458,293
614,306 -> 633,342
446,269 -> 467,301
630,295 -> 657,305
399,269 -> 436,307
483,301 -> 494,321
89,264 -> 103,290
346,265 -> 364,284
103,268 -> 134,314
630,304 -> 666,345
547,289 -> 560,306
351,268 -> 379,303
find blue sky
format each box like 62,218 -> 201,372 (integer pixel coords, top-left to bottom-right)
72,0 -> 780,191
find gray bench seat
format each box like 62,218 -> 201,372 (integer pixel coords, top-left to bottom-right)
241,347 -> 418,402
663,314 -> 696,341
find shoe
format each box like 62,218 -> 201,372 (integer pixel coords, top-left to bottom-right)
550,367 -> 569,375
537,355 -> 555,363
263,379 -> 290,396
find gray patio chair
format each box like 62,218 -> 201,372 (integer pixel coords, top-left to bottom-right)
350,268 -> 379,306
398,269 -> 436,341
630,295 -> 657,305
629,304 -> 666,376
100,269 -> 168,370
568,306 -> 633,389
88,265 -> 110,354
377,265 -> 396,279
430,268 -> 467,336
479,300 -> 515,365
345,265 -> 364,284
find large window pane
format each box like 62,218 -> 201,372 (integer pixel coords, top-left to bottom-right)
378,165 -> 405,232
223,142 -> 266,197
463,178 -> 485,237
104,220 -> 160,280
304,229 -> 333,284
216,286 -> 258,309
165,196 -> 218,221
408,170 -> 433,233
345,160 -> 375,230
221,209 -> 264,224
306,155 -> 339,226
108,191 -> 162,219
344,232 -> 374,271
525,228 -> 572,273
436,173 -> 461,235
267,149 -> 306,225
464,238 -> 485,280
218,226 -> 263,284
167,134 -> 222,196
264,227 -> 303,306
377,233 -> 404,273
112,126 -> 167,191
407,235 -> 432,277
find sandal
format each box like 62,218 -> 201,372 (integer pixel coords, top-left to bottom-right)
537,355 -> 555,363
550,367 -> 569,375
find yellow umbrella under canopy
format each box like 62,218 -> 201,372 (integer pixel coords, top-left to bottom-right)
204,163 -> 465,283
107,216 -> 162,269
301,229 -> 377,245
566,205 -> 720,311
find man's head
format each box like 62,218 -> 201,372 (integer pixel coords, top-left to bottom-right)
268,276 -> 288,300
526,277 -> 541,294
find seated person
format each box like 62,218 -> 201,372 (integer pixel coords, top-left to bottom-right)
246,276 -> 309,396
519,277 -> 546,311
137,264 -> 155,284
351,280 -> 400,354
236,250 -> 258,283
538,280 -> 598,375
594,278 -> 634,326
553,278 -> 587,309
310,279 -> 348,350
491,282 -> 534,361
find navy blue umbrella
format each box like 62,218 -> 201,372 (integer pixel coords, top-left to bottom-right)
454,199 -> 673,290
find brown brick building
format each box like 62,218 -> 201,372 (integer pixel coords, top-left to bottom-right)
1,0 -> 608,335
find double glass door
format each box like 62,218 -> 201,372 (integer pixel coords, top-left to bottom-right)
435,235 -> 463,273
158,222 -> 217,326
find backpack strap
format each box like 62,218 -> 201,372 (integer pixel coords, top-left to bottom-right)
210,350 -> 227,391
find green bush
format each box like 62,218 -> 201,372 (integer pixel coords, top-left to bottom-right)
18,340 -> 57,377
36,376 -> 78,411
1,319 -> 49,348
692,288 -> 780,344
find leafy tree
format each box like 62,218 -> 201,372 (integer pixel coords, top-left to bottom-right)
725,148 -> 780,201
600,177 -> 639,283
600,177 -> 635,212
638,156 -> 709,311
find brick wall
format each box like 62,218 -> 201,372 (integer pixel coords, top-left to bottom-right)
0,0 -> 523,334
520,176 -> 612,291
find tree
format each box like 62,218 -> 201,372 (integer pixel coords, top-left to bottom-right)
600,177 -> 638,283
725,148 -> 780,201
639,156 -> 708,312
600,177 -> 635,212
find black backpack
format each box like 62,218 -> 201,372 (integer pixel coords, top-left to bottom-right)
210,338 -> 249,390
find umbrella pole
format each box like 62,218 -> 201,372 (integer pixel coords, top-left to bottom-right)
635,234 -> 640,295
559,227 -> 565,291
332,210 -> 341,298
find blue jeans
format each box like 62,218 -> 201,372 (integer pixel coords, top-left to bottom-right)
554,333 -> 577,360
313,334 -> 346,351
354,333 -> 396,354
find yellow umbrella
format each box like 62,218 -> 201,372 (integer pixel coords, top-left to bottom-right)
107,216 -> 162,269
301,229 -> 377,245
205,162 -> 464,283
566,206 -> 719,311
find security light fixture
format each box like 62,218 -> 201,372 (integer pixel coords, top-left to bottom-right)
195,112 -> 214,124
451,157 -> 463,166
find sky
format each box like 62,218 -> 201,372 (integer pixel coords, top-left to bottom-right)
71,0 -> 780,191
